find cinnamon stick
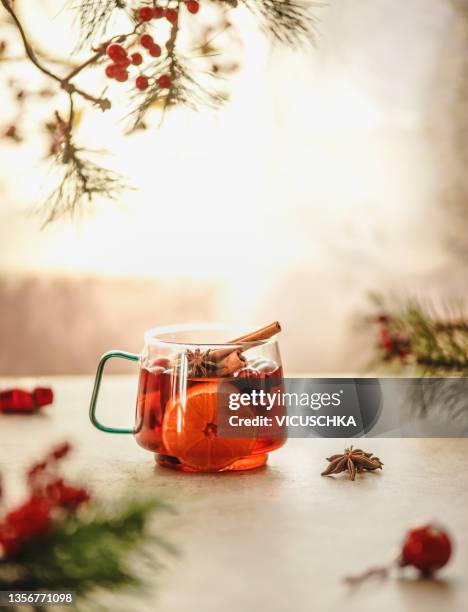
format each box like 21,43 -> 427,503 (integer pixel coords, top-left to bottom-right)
230,321 -> 282,344
210,321 -> 282,364
216,350 -> 247,377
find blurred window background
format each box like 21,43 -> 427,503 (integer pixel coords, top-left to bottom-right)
0,0 -> 467,374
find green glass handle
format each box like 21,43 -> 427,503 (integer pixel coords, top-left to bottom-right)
89,350 -> 140,434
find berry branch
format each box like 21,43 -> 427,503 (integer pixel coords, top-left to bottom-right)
0,0 -> 319,225
0,0 -> 111,110
369,299 -> 468,375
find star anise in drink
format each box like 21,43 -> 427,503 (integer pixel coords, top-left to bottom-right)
321,446 -> 383,481
184,349 -> 218,377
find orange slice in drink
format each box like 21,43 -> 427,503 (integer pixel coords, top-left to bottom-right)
162,383 -> 256,471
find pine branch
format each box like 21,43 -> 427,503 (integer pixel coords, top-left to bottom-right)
1,0 -> 322,225
70,0 -> 127,50
41,150 -> 128,227
0,499 -> 170,596
39,109 -> 128,226
371,300 -> 468,375
0,0 -> 111,110
240,0 -> 320,45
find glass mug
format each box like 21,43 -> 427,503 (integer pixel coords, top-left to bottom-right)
89,323 -> 287,472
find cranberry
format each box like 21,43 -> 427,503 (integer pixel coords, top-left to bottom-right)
153,6 -> 164,19
152,358 -> 171,370
237,368 -> 261,380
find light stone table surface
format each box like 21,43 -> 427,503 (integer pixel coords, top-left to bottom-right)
0,376 -> 467,612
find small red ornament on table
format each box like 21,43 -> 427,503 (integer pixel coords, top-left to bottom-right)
0,387 -> 54,413
400,524 -> 452,574
345,523 -> 452,585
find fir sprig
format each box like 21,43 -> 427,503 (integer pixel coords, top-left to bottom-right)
41,149 -> 129,227
371,299 -> 468,375
0,0 -> 321,225
240,0 -> 320,45
0,499 -> 169,594
71,0 -> 128,50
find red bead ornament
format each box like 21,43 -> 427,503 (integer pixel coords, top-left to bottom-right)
131,52 -> 143,66
157,74 -> 172,88
186,1 -> 200,14
345,522 -> 453,585
136,75 -> 150,91
0,389 -> 34,412
33,387 -> 54,408
0,387 -> 53,413
140,34 -> 154,49
138,6 -> 154,22
165,8 -> 178,23
153,6 -> 164,19
106,43 -> 127,63
148,44 -> 162,58
400,524 -> 452,573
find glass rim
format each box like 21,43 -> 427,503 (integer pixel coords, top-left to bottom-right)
144,323 -> 279,349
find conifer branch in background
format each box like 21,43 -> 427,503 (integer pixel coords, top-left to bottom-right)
0,1 -> 319,225
370,298 -> 468,375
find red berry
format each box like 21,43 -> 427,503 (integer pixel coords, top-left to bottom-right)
400,524 -> 452,573
165,8 -> 178,23
105,64 -> 118,79
136,75 -> 149,91
0,496 -> 52,558
157,74 -> 172,88
115,70 -> 129,82
46,479 -> 90,510
51,442 -> 72,460
152,6 -> 164,18
138,6 -> 153,22
106,43 -> 127,62
148,44 -> 162,57
130,52 -> 143,66
186,1 -> 200,14
140,34 -> 154,49
115,57 -> 131,69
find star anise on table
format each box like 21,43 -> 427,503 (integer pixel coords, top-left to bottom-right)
321,446 -> 383,481
184,349 -> 218,377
